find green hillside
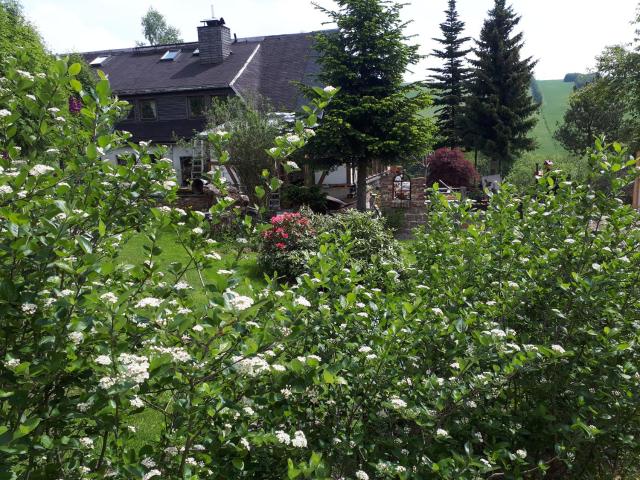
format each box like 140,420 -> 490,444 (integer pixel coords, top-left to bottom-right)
530,79 -> 574,157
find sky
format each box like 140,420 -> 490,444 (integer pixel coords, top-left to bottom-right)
19,0 -> 639,81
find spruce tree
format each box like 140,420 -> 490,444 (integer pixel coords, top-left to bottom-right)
428,0 -> 471,148
464,0 -> 538,175
304,0 -> 435,210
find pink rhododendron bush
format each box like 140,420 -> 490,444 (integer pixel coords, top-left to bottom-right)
1,58 -> 640,480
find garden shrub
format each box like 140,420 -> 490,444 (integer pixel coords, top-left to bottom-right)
258,211 -> 316,279
426,147 -> 480,188
259,208 -> 402,284
2,46 -> 640,480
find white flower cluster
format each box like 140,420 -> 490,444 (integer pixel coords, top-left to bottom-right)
231,355 -> 270,377
291,430 -> 307,448
389,397 -> 407,409
275,430 -> 291,445
100,292 -> 118,304
21,303 -> 37,315
225,290 -> 254,311
135,297 -> 163,308
29,164 -> 55,177
99,353 -> 149,389
151,346 -> 191,363
355,471 -> 369,480
294,296 -> 311,308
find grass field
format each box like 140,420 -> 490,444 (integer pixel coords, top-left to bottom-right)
530,79 -> 575,157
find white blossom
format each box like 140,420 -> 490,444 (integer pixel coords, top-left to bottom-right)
79,437 -> 94,448
225,291 -> 254,311
0,108 -> 11,117
29,164 -> 55,177
100,292 -> 118,304
4,358 -> 20,368
95,355 -> 112,366
21,303 -> 37,315
135,297 -> 163,308
516,449 -> 527,459
551,344 -> 566,354
323,85 -> 337,93
0,185 -> 12,195
390,397 -> 407,409
131,396 -> 145,408
69,332 -> 84,345
275,430 -> 291,445
240,438 -> 251,450
291,430 -> 307,448
294,296 -> 311,308
356,470 -> 369,480
142,469 -> 161,480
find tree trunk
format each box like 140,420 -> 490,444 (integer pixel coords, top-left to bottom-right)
303,164 -> 315,187
356,158 -> 368,211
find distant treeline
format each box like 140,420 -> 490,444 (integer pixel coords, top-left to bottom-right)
563,72 -> 598,89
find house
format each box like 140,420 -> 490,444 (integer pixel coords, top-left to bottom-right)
79,17 -> 387,208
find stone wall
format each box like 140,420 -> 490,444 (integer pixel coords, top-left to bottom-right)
378,171 -> 427,236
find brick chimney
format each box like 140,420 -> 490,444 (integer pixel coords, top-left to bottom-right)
198,18 -> 231,65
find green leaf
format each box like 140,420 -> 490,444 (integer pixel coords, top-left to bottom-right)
255,186 -> 266,199
69,78 -> 82,92
13,417 -> 40,441
68,63 -> 82,76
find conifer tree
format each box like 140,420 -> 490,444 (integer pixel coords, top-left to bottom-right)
464,0 -> 538,175
304,0 -> 435,210
428,0 -> 471,148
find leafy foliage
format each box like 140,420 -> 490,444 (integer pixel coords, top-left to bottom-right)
428,0 -> 471,148
258,212 -> 316,279
463,0 -> 539,175
304,0 -> 436,210
139,7 -> 182,46
426,147 -> 480,188
206,94 -> 282,203
554,80 -> 627,155
282,184 -> 328,213
0,0 -> 50,73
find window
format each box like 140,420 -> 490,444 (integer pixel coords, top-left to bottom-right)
188,96 -> 207,118
160,50 -> 180,61
90,56 -> 109,66
124,103 -> 135,121
139,99 -> 157,121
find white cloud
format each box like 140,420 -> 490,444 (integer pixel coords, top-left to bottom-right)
20,0 -> 639,80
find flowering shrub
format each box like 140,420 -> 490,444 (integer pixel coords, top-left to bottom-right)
259,212 -> 316,279
426,147 -> 480,188
2,46 -> 640,480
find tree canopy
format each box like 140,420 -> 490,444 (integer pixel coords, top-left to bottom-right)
554,80 -> 627,156
139,7 -> 182,46
303,0 -> 435,210
428,0 -> 471,149
463,0 -> 539,175
0,0 -> 51,73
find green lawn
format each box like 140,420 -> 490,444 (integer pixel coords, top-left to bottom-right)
530,79 -> 575,157
119,230 -> 264,298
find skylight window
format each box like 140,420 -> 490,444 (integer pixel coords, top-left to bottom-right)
90,56 -> 109,67
160,50 -> 180,61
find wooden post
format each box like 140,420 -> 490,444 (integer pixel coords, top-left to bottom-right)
633,151 -> 640,210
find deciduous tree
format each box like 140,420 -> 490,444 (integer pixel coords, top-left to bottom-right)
140,7 -> 182,46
